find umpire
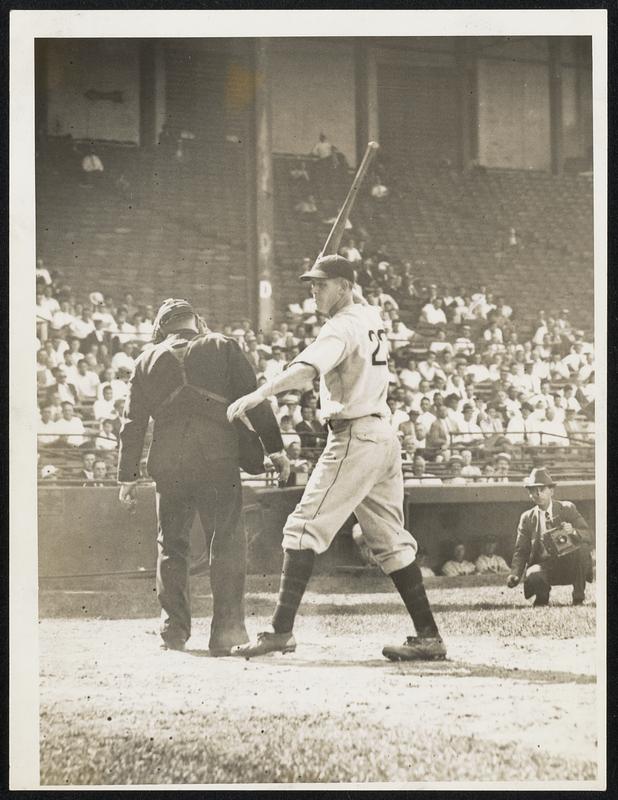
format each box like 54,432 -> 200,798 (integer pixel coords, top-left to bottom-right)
117,298 -> 288,653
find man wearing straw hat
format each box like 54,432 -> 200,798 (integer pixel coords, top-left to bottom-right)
506,467 -> 593,606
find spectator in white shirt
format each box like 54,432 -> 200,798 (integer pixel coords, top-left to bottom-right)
505,403 -> 539,446
74,358 -> 101,401
111,342 -> 137,375
342,238 -> 362,264
547,352 -> 571,382
51,300 -> 76,332
277,394 -> 303,427
69,308 -> 96,341
263,346 -> 287,381
38,405 -> 60,446
93,383 -> 116,420
387,319 -> 413,351
55,401 -> 87,448
112,307 -> 137,346
404,454 -> 442,487
441,542 -> 476,577
95,419 -> 118,451
429,329 -> 454,358
110,366 -> 132,402
37,350 -> 56,390
35,258 -> 52,286
475,536 -> 510,574
562,342 -> 586,375
279,415 -> 302,449
399,358 -> 422,392
418,352 -> 445,383
454,404 -> 483,446
465,353 -> 491,385
453,325 -> 475,358
578,352 -> 595,383
40,285 -> 60,317
445,454 -> 468,486
460,449 -> 482,480
483,320 -> 504,345
48,366 -> 78,405
416,399 -> 436,435
420,298 -> 447,327
538,407 -> 569,447
311,132 -> 333,160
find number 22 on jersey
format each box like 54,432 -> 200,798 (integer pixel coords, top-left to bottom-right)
368,329 -> 388,366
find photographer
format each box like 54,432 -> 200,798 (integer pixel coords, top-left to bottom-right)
506,468 -> 592,606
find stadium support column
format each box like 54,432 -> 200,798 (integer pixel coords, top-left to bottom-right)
354,41 -> 369,168
456,38 -> 478,170
548,37 -> 563,175
254,38 -> 275,334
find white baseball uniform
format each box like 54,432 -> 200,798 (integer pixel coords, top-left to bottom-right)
282,303 -> 418,574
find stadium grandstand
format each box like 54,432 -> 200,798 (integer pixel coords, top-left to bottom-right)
35,36 -> 595,572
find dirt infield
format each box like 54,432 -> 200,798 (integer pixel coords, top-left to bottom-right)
39,578 -> 600,786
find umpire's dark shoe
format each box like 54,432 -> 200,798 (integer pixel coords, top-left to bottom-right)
382,636 -> 447,662
160,638 -> 186,652
230,631 -> 296,658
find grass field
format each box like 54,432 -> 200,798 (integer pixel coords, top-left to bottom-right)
39,573 -> 600,786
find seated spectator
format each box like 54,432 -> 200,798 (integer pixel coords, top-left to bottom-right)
562,342 -> 586,376
110,366 -> 132,401
295,405 -> 325,449
429,329 -> 454,358
403,454 -> 442,486
36,290 -> 53,341
280,415 -> 301,449
47,366 -> 78,405
83,459 -> 109,487
93,384 -> 116,421
466,352 -> 491,385
475,536 -> 510,575
506,403 -> 540,446
441,542 -> 476,577
80,451 -> 96,482
112,307 -> 137,346
69,307 -> 96,341
493,452 -> 512,483
387,319 -> 413,351
54,401 -> 87,448
460,449 -> 482,480
387,398 -> 409,430
277,393 -> 303,426
427,406 -> 457,452
578,352 -> 595,383
564,408 -> 589,441
342,238 -> 362,264
285,441 -> 310,487
74,358 -> 101,402
419,297 -> 447,327
38,405 -> 60,446
445,454 -> 467,485
538,407 -> 569,447
481,463 -> 496,483
263,345 -> 287,380
453,403 -> 483,447
418,351 -> 445,383
413,422 -> 428,450
35,257 -> 52,286
95,418 -> 118,451
399,358 -> 422,392
111,342 -> 137,374
37,350 -> 56,390
311,132 -> 333,160
453,324 -> 475,358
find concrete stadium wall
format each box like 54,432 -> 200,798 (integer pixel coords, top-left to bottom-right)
38,482 -> 596,578
45,39 -> 141,144
269,39 -> 356,166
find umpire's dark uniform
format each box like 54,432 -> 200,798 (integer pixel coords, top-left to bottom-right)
118,303 -> 283,652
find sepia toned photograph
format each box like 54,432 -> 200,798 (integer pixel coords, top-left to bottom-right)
10,9 -> 606,790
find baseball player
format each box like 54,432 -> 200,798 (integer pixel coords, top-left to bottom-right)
227,255 -> 446,661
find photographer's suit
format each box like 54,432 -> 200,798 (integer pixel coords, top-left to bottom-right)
511,500 -> 592,604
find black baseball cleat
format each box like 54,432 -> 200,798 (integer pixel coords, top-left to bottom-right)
572,598 -> 585,606
382,636 -> 447,662
160,639 -> 186,652
230,631 -> 296,659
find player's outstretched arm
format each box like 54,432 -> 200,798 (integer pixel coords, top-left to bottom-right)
227,362 -> 317,422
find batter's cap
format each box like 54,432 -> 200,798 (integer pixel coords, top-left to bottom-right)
300,254 -> 355,283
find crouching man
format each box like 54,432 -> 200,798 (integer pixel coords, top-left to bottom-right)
506,468 -> 593,606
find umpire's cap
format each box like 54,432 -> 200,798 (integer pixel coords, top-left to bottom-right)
152,298 -> 195,343
300,254 -> 355,283
523,467 -> 556,488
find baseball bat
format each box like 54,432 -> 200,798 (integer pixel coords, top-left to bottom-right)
319,141 -> 379,257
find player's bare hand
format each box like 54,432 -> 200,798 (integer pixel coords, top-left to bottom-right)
118,482 -> 138,510
506,574 -> 519,588
270,451 -> 291,487
560,522 -> 574,535
227,391 -> 262,422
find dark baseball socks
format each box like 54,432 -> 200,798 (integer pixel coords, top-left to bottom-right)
271,549 -> 315,634
390,560 -> 440,638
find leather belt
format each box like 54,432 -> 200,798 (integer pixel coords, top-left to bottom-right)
326,413 -> 382,433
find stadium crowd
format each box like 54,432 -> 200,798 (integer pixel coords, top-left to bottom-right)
36,233 -> 595,487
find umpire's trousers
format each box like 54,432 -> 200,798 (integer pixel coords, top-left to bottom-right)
523,547 -> 593,604
154,458 -> 244,645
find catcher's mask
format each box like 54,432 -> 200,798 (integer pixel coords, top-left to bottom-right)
152,298 -> 208,344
